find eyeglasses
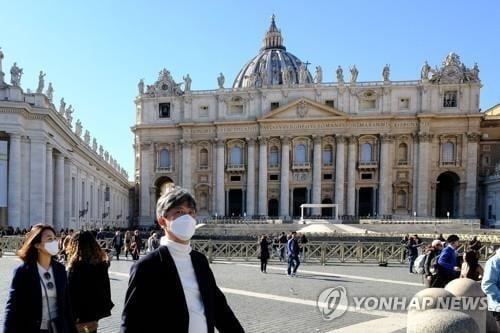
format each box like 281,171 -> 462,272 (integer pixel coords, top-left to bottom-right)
43,271 -> 54,290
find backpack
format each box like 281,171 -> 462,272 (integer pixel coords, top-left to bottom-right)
413,254 -> 427,274
429,254 -> 440,275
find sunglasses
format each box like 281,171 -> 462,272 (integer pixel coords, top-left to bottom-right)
43,272 -> 54,290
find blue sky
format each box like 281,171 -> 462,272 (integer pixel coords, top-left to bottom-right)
2,0 -> 499,179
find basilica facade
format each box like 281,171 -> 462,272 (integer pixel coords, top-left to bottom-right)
0,49 -> 130,230
133,17 -> 482,225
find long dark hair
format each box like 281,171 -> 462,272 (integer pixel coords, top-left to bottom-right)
17,224 -> 56,264
464,250 -> 479,279
66,231 -> 107,269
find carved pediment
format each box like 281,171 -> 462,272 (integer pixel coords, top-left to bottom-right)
259,97 -> 348,121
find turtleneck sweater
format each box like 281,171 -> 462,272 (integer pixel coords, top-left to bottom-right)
162,237 -> 207,333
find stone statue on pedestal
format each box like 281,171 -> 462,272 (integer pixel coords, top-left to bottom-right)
99,145 -> 104,157
59,98 -> 66,115
137,79 -> 144,95
282,67 -> 290,85
92,138 -> 98,151
75,119 -> 82,137
336,66 -> 344,84
84,130 -> 90,145
104,151 -> 109,162
65,105 -> 74,127
36,71 -> 45,93
217,73 -> 225,89
183,74 -> 192,92
349,65 -> 358,83
470,63 -> 480,81
0,47 -> 5,86
421,61 -> 431,81
10,62 -> 23,87
299,63 -> 307,84
46,83 -> 54,102
314,66 -> 323,84
382,64 -> 390,82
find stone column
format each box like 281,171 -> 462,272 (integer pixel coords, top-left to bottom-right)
181,139 -> 192,192
215,138 -> 225,216
279,136 -> 290,217
258,137 -> 268,216
45,145 -> 54,225
417,133 -> 433,216
246,138 -> 256,217
335,135 -> 346,217
54,155 -> 64,229
139,142 -> 152,220
30,138 -> 47,224
312,135 -> 322,215
347,136 -> 357,216
465,133 -> 479,217
7,133 -> 21,228
378,135 -> 393,216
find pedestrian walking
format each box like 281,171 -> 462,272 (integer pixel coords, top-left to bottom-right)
3,224 -> 75,333
481,247 -> 500,331
120,186 -> 243,332
278,232 -> 287,262
406,236 -> 419,273
66,231 -> 114,333
111,231 -> 123,260
259,235 -> 270,273
423,240 -> 443,287
287,231 -> 300,277
460,250 -> 483,281
124,230 -> 132,259
432,234 -> 461,287
130,230 -> 141,260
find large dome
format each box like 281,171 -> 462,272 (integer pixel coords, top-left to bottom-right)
233,16 -> 313,89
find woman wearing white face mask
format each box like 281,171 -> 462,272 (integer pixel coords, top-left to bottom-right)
121,187 -> 244,333
3,224 -> 76,333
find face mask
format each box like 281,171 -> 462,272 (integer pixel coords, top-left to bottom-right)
169,214 -> 197,241
44,240 -> 59,256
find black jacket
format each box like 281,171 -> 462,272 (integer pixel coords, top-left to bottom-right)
3,260 -> 76,333
120,246 -> 244,333
67,261 -> 114,323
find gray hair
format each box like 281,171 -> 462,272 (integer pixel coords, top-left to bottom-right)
156,186 -> 197,218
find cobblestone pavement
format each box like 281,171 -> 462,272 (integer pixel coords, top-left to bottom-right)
0,254 -> 425,332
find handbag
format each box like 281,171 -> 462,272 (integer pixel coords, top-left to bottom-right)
39,274 -> 58,333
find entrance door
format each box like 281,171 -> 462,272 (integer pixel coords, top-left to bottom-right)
293,188 -> 307,217
228,189 -> 243,217
358,187 -> 373,217
322,198 -> 333,217
268,199 -> 279,217
436,172 -> 459,217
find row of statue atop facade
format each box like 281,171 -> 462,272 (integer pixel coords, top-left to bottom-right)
0,48 -> 128,179
137,52 -> 480,96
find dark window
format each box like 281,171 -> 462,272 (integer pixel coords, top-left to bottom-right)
489,205 -> 493,219
323,173 -> 333,180
159,103 -> 171,118
270,102 -> 280,110
443,91 -> 457,107
230,175 -> 241,182
325,100 -> 334,108
269,174 -> 279,181
361,173 -> 372,180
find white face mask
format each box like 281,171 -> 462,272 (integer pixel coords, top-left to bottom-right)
44,240 -> 59,256
169,214 -> 197,241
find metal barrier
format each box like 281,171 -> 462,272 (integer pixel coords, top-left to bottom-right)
1,237 -> 498,264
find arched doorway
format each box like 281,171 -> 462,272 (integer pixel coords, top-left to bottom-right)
436,172 -> 459,217
228,189 -> 243,217
321,198 -> 333,217
154,176 -> 175,202
268,199 -> 279,217
293,188 -> 308,217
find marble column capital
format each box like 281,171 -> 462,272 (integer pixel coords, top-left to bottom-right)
245,137 -> 256,145
213,137 -> 225,147
312,135 -> 322,145
418,132 -> 434,143
179,138 -> 192,147
380,134 -> 395,144
9,133 -> 21,140
466,132 -> 481,143
257,136 -> 268,145
348,135 -> 358,144
279,136 -> 290,145
335,134 -> 347,144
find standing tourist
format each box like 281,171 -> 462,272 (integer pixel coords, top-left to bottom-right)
130,230 -> 141,260
406,236 -> 419,273
287,231 -> 300,277
112,231 -> 123,260
259,235 -> 270,273
460,250 -> 483,281
66,231 -> 114,333
482,247 -> 500,331
120,187 -> 244,332
3,224 -> 75,333
146,231 -> 160,253
124,230 -> 132,259
278,232 -> 287,262
433,234 -> 461,287
424,240 -> 443,287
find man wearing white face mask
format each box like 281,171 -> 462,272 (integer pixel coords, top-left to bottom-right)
120,187 -> 244,333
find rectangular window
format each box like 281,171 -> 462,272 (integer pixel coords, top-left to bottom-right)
159,103 -> 171,118
443,91 -> 457,108
270,102 -> 280,110
488,205 -> 492,219
269,174 -> 279,181
323,173 -> 333,180
230,175 -> 241,182
361,173 -> 372,180
399,98 -> 410,110
325,100 -> 334,108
